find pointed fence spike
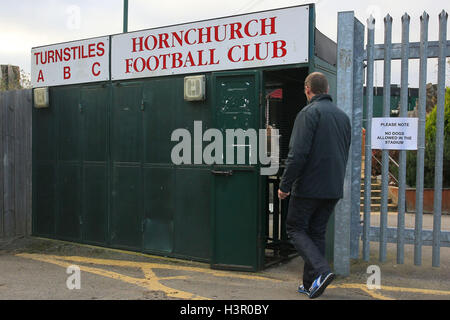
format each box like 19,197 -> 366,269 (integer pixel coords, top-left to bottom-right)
384,14 -> 393,23
420,11 -> 430,22
401,13 -> 410,22
367,14 -> 376,29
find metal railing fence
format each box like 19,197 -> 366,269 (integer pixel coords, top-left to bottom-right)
335,10 -> 449,275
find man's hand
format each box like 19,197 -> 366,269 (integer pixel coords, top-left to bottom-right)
278,189 -> 290,200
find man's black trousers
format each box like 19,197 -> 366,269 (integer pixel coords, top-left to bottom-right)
286,196 -> 339,289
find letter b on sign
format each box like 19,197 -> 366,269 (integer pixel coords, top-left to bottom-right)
366,265 -> 381,290
64,66 -> 71,80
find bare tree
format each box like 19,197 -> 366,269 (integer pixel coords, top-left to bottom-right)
20,69 -> 31,89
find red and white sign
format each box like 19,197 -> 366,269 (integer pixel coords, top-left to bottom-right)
111,6 -> 309,80
31,36 -> 109,87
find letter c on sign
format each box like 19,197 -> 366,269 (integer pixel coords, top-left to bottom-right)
92,62 -> 101,77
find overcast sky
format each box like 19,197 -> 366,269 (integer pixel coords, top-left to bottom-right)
1,0 -> 449,86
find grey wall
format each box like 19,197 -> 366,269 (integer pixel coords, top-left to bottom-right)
0,89 -> 32,239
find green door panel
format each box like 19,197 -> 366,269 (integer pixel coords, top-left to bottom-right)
111,83 -> 143,163
212,168 -> 259,270
211,71 -> 262,271
57,88 -> 81,162
81,86 -> 108,162
143,219 -> 174,253
143,166 -> 175,253
54,86 -> 81,241
143,80 -> 178,164
82,165 -> 108,244
174,167 -> 211,260
80,85 -> 109,245
56,164 -> 81,240
215,79 -> 256,128
111,82 -> 143,250
32,88 -> 57,237
33,164 -> 55,236
33,103 -> 55,162
111,165 -> 142,249
215,74 -> 259,166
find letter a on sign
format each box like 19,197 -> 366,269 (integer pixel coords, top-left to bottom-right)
37,70 -> 44,82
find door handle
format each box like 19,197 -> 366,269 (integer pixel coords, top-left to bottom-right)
211,170 -> 233,176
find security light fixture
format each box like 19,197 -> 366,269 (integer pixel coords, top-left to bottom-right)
184,75 -> 206,101
34,87 -> 49,108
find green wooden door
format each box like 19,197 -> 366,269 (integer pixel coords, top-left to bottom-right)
55,87 -> 82,241
80,84 -> 109,245
211,71 -> 263,271
33,87 -> 57,237
110,82 -> 144,250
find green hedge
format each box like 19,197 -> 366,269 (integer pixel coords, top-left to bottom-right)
406,87 -> 450,188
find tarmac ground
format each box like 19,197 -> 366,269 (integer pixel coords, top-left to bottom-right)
0,235 -> 449,300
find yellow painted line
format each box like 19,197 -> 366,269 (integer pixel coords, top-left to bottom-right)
16,253 -> 281,301
141,267 -> 208,300
18,254 -> 281,282
329,283 -> 394,300
378,284 -> 450,296
31,237 -> 280,281
16,253 -> 208,300
20,252 -> 450,299
159,276 -> 189,281
360,287 -> 395,300
328,282 -> 450,299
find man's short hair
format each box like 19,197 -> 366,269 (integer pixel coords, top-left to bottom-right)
304,72 -> 329,95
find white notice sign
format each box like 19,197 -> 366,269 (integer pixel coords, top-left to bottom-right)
371,117 -> 418,150
31,36 -> 110,88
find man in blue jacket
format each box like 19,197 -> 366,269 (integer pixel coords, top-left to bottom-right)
278,72 -> 351,299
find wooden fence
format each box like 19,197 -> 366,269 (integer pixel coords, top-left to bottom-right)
0,89 -> 32,239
